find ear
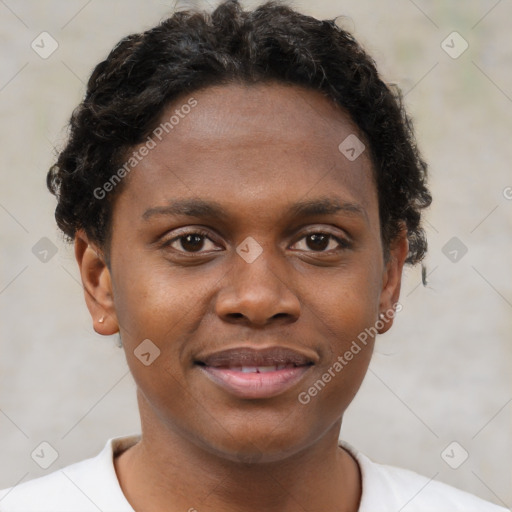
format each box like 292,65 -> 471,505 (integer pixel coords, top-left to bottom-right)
377,228 -> 409,334
74,229 -> 119,336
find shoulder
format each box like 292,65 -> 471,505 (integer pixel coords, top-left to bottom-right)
0,435 -> 139,512
341,442 -> 509,512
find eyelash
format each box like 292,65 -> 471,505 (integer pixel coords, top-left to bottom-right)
161,228 -> 351,254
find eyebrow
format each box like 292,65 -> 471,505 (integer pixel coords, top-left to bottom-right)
288,198 -> 367,220
142,197 -> 367,222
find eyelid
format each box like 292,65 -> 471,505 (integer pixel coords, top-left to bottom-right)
291,223 -> 352,242
290,230 -> 351,252
162,227 -> 223,252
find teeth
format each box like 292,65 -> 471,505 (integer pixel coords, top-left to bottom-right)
241,367 -> 259,373
256,366 -> 279,373
230,365 -> 293,373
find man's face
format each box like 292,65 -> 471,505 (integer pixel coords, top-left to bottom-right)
103,83 -> 403,462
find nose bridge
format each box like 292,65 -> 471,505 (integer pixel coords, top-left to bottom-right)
215,240 -> 301,326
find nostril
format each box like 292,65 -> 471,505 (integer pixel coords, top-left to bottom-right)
228,313 -> 245,319
272,312 -> 290,320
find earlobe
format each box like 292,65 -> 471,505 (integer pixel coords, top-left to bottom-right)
74,229 -> 119,336
378,230 -> 409,334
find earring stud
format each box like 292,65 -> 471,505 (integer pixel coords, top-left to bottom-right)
98,316 -> 105,323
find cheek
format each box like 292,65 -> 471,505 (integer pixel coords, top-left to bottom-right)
295,265 -> 381,409
303,259 -> 382,338
295,305 -> 376,428
112,267 -> 195,421
111,255 -> 210,341
110,260 -> 214,401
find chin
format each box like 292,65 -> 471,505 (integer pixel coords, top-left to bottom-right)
193,420 -> 319,465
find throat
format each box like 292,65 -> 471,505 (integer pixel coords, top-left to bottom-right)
113,437 -> 361,512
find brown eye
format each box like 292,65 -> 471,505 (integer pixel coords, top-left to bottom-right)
292,232 -> 349,252
179,234 -> 205,252
306,233 -> 329,251
164,230 -> 221,253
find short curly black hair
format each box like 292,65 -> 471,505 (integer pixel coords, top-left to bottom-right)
47,0 -> 431,265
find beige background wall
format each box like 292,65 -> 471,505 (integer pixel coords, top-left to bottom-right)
1,0 -> 511,507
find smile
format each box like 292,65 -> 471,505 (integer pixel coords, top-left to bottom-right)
195,346 -> 315,399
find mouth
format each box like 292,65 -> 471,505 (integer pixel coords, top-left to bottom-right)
194,346 -> 315,399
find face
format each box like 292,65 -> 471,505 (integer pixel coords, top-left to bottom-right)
77,82 -> 407,463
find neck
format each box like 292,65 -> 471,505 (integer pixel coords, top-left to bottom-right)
115,401 -> 361,512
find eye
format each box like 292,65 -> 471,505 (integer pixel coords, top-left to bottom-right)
163,230 -> 221,253
291,232 -> 350,252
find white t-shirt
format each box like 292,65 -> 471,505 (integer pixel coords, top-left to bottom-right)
0,435 -> 508,512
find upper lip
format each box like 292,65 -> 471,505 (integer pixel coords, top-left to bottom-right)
195,346 -> 317,368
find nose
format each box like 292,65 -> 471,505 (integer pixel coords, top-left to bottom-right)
215,249 -> 301,327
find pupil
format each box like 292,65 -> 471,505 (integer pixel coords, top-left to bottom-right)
182,234 -> 204,252
307,233 -> 328,251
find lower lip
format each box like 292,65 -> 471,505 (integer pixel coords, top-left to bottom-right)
198,365 -> 312,399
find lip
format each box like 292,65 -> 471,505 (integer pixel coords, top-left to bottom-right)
195,346 -> 317,399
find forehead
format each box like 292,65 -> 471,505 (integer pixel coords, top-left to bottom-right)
116,82 -> 377,224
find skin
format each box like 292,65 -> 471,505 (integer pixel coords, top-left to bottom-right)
75,82 -> 408,512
